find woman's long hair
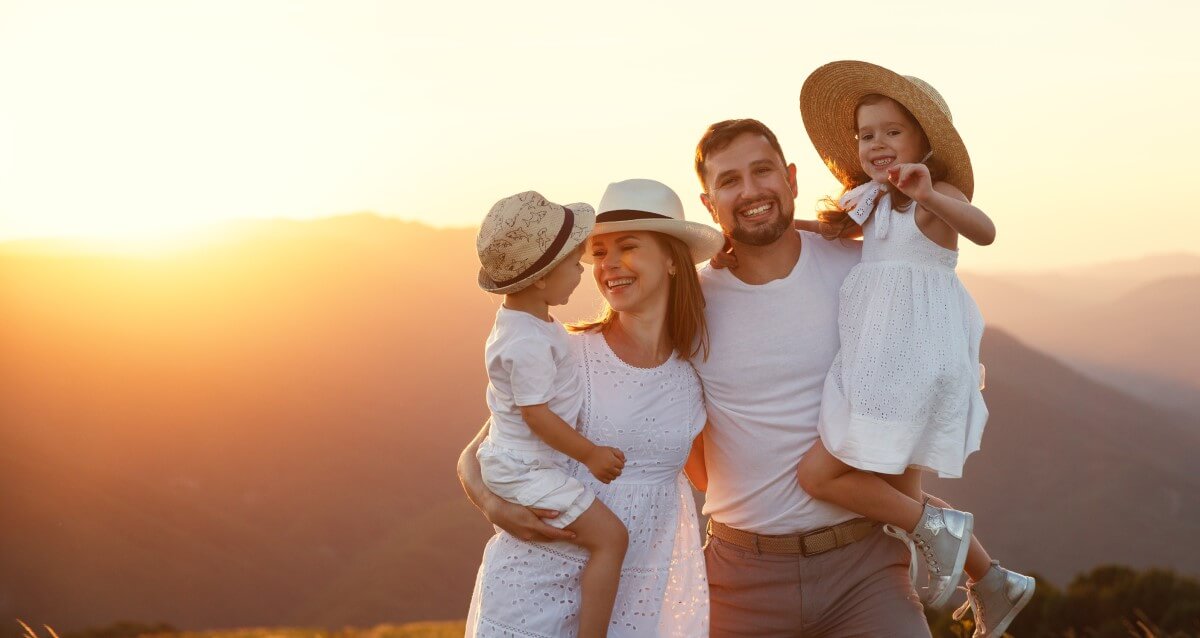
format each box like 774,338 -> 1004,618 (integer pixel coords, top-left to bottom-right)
818,94 -> 950,240
567,233 -> 709,362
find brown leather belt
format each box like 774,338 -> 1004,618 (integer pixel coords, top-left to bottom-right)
707,518 -> 878,556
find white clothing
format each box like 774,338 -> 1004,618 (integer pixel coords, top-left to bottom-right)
467,330 -> 709,637
483,306 -> 584,451
694,230 -> 862,535
478,306 -> 592,527
476,439 -> 595,529
818,200 -> 987,478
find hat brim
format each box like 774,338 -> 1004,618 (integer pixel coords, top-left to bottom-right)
477,202 -> 595,294
581,218 -> 725,265
799,60 -> 974,200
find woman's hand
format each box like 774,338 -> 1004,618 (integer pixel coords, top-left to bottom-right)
584,445 -> 626,483
483,496 -> 576,543
887,163 -> 934,203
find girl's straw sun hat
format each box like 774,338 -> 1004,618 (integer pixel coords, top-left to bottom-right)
477,191 -> 595,294
800,60 -> 974,201
583,178 -> 724,265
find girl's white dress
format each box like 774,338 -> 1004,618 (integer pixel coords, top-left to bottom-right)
466,330 -> 710,637
818,184 -> 987,479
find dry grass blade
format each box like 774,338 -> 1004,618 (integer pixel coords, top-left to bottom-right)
17,620 -> 37,638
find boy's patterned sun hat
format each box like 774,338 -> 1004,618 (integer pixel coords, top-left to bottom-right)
800,60 -> 974,201
476,191 -> 594,294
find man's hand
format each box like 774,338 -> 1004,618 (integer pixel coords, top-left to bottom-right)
584,445 -> 626,483
709,236 -> 737,270
794,219 -> 822,234
887,163 -> 933,203
484,495 -> 576,543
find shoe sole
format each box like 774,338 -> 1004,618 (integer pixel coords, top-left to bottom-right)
927,512 -> 974,608
984,575 -> 1036,638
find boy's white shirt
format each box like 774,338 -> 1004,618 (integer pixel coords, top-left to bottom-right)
483,306 -> 584,452
693,230 -> 863,535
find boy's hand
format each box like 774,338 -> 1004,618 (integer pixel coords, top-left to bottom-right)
584,446 -> 626,483
887,163 -> 933,203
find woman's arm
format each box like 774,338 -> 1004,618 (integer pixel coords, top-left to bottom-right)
457,421 -> 576,542
683,425 -> 709,492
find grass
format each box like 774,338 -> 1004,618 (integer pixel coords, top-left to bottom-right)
16,623 -> 466,638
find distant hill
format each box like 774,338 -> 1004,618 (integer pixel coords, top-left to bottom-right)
984,252 -> 1200,305
960,264 -> 1200,415
2,216 -> 1197,631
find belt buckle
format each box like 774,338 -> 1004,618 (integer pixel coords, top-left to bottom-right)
801,525 -> 833,557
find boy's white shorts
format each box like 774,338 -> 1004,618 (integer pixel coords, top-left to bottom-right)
477,438 -> 596,529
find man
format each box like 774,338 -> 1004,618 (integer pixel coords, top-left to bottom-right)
458,119 -> 931,636
686,118 -> 930,636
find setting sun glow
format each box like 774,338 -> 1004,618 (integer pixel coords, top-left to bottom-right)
1,0 -> 1197,271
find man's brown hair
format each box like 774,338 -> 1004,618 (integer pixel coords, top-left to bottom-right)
694,119 -> 788,191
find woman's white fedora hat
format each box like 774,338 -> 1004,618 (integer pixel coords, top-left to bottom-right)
584,178 -> 724,264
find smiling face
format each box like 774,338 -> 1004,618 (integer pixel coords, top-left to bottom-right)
587,231 -> 673,314
699,133 -> 798,247
856,96 -> 930,184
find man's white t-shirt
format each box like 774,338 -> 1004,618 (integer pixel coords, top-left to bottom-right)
484,306 -> 584,452
694,230 -> 862,535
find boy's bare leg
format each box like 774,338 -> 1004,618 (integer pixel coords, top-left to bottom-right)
797,442 -> 924,531
567,500 -> 629,638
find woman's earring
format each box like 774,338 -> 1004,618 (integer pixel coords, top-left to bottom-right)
669,268 -> 676,276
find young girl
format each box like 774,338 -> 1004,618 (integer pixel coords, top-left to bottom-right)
795,61 -> 1034,637
473,191 -> 629,638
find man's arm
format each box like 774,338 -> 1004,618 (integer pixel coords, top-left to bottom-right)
457,421 -> 576,542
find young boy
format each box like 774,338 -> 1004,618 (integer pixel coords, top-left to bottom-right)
473,190 -> 628,638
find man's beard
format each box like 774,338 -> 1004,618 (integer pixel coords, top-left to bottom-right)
729,199 -> 794,246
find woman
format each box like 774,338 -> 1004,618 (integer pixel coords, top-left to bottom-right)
459,178 -> 724,637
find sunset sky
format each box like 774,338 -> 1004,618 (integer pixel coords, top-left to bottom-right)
1,0 -> 1196,271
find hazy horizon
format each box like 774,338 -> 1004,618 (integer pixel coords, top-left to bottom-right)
2,0 -> 1198,272
3,211 -> 1198,276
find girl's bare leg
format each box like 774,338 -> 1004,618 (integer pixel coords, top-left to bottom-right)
566,500 -> 628,638
796,441 -> 924,531
797,443 -> 996,577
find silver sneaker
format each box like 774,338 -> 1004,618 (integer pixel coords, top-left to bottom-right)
885,503 -> 974,607
952,562 -> 1036,637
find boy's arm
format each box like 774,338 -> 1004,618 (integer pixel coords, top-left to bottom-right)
520,403 -> 625,483
457,420 -> 575,542
683,425 -> 709,492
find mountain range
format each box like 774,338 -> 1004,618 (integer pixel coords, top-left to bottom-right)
1,215 -> 1196,631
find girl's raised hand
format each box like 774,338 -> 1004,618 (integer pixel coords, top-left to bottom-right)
887,163 -> 933,203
